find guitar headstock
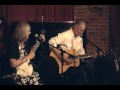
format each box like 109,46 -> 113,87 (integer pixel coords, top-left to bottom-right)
40,29 -> 46,35
38,29 -> 46,43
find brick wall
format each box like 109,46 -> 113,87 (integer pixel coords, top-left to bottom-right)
74,5 -> 109,54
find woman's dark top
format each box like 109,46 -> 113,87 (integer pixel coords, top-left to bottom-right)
4,38 -> 30,75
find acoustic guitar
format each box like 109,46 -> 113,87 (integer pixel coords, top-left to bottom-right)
50,49 -> 94,74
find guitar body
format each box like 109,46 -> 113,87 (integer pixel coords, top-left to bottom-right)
50,49 -> 80,74
16,62 -> 33,76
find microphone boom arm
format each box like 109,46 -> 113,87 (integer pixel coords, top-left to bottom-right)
83,37 -> 104,54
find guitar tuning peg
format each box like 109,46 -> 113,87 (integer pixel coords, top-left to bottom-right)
41,29 -> 46,34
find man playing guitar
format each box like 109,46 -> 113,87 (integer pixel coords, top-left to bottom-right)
49,19 -> 89,85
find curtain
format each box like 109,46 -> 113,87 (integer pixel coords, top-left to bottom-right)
0,5 -> 74,24
44,5 -> 74,22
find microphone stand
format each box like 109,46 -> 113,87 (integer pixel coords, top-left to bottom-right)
49,44 -> 73,85
82,36 -> 105,85
83,37 -> 120,83
59,48 -> 65,85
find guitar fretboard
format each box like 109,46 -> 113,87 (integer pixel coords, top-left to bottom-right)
31,41 -> 40,53
69,54 -> 94,60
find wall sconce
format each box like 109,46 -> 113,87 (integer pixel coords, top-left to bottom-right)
88,5 -> 103,16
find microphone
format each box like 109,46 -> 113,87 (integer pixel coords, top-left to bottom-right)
34,34 -> 40,42
35,34 -> 38,38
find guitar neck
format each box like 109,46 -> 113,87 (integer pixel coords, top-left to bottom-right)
78,55 -> 94,59
31,29 -> 45,53
69,54 -> 94,60
31,41 -> 40,53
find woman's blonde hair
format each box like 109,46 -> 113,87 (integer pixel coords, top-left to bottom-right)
13,22 -> 31,42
